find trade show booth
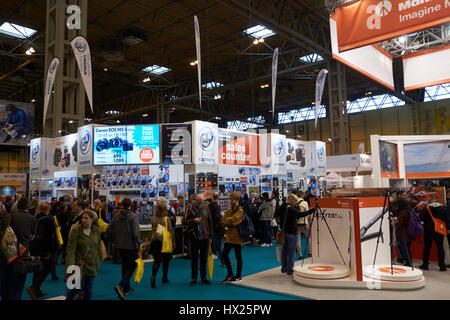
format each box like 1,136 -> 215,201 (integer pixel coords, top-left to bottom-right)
326,153 -> 372,189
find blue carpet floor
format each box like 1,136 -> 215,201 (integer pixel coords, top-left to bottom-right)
22,241 -> 309,300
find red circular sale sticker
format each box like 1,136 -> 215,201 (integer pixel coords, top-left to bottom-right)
139,148 -> 154,163
308,266 -> 335,272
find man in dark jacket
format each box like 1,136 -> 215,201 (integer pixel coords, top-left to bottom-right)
209,192 -> 226,266
0,197 -> 36,300
182,194 -> 213,286
108,198 -> 140,299
419,204 -> 448,271
27,202 -> 57,300
275,193 -> 314,276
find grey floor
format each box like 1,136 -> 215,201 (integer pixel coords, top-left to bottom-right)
232,259 -> 450,300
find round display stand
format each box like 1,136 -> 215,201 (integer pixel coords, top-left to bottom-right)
363,265 -> 423,282
294,263 -> 351,280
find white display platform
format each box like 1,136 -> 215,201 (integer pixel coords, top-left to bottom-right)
294,263 -> 351,280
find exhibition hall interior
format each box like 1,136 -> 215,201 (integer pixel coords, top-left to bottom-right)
0,0 -> 449,302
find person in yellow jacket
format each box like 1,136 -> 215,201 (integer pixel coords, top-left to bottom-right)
221,192 -> 244,283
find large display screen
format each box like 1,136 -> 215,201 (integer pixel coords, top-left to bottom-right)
404,141 -> 450,178
93,125 -> 160,165
379,141 -> 398,178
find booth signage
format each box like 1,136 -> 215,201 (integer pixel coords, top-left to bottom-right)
191,121 -> 218,165
53,133 -> 78,171
379,140 -> 399,178
335,0 -> 450,52
161,124 -> 192,164
30,138 -> 54,178
218,129 -> 260,166
126,125 -> 160,164
404,141 -> 450,178
77,124 -> 93,174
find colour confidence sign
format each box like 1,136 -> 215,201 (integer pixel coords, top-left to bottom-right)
335,0 -> 450,52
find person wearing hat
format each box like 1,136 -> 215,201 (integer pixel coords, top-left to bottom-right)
0,104 -> 26,142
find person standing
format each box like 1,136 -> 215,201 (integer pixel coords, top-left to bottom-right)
209,192 -> 226,266
150,204 -> 175,288
296,190 -> 310,259
0,197 -> 36,300
69,198 -> 92,234
108,198 -> 141,299
221,192 -> 244,283
64,210 -> 103,300
248,192 -> 260,246
258,192 -> 273,247
27,202 -> 57,300
446,190 -> 450,268
391,198 -> 414,267
182,194 -> 213,286
419,204 -> 448,271
276,194 -> 314,276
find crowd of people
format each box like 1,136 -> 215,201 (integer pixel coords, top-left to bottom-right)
0,187 -> 449,301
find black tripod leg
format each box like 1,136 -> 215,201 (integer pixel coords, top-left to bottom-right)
373,193 -> 388,268
317,206 -> 347,265
301,209 -> 316,268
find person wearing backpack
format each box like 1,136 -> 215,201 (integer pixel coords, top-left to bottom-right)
221,192 -> 244,283
0,197 -> 36,300
296,190 -> 310,259
26,202 -> 57,300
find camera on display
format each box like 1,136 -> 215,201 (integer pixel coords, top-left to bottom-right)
72,141 -> 78,162
96,137 -> 134,152
53,148 -> 62,166
63,146 -> 71,167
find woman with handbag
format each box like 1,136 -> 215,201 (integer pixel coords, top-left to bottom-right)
64,209 -> 103,300
150,204 -> 175,288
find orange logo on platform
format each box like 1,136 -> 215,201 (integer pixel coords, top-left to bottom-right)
308,266 -> 335,272
139,148 -> 154,163
378,267 -> 407,274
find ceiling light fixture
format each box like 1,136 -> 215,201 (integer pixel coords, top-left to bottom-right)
68,120 -> 74,124
253,39 -> 259,45
142,113 -> 149,117
30,99 -> 36,103
143,77 -> 150,83
104,68 -> 108,71
190,60 -> 198,66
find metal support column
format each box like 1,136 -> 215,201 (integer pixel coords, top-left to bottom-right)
44,0 -> 87,137
328,60 -> 350,155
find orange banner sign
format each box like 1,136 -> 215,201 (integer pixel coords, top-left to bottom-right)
335,0 -> 450,52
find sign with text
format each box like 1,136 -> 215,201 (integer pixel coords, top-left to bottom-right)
335,0 -> 450,52
218,129 -> 260,166
161,124 -> 192,164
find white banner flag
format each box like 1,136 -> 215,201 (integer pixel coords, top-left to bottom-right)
272,48 -> 279,120
194,15 -> 202,110
43,57 -> 60,128
71,35 -> 93,114
315,68 -> 328,129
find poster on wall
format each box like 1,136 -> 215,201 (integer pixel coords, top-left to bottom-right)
0,99 -> 35,146
312,141 -> 327,177
161,124 -> 192,164
191,121 -> 218,165
53,133 -> 78,171
30,138 -> 54,178
404,141 -> 450,178
126,125 -> 160,164
94,126 -> 128,165
379,141 -> 398,178
77,124 -> 93,175
218,129 -> 260,166
286,139 -> 311,176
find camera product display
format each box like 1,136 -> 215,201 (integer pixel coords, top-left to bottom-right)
63,146 -> 71,167
53,147 -> 62,166
96,137 -> 134,152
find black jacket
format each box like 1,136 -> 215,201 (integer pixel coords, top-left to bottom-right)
419,205 -> 448,235
209,201 -> 225,236
30,213 -> 57,256
108,209 -> 140,250
276,203 -> 313,235
248,199 -> 260,220
10,210 -> 36,249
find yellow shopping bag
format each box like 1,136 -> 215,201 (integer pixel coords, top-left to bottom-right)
134,245 -> 144,284
54,216 -> 63,249
207,244 -> 214,280
161,217 -> 173,253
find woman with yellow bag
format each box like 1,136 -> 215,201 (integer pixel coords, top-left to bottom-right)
150,203 -> 175,288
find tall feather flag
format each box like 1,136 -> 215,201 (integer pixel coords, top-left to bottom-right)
43,57 -> 60,128
271,48 -> 279,121
194,15 -> 202,110
71,35 -> 94,114
315,69 -> 328,129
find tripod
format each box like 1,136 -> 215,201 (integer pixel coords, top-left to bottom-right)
301,198 -> 347,268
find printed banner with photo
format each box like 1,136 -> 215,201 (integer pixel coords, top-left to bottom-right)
379,140 -> 398,178
53,133 -> 78,171
404,141 -> 450,178
0,99 -> 35,146
161,124 -> 192,164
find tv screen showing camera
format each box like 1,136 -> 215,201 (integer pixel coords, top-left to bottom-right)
93,125 -> 160,165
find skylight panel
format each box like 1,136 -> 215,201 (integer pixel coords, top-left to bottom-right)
243,24 -> 276,39
142,64 -> 171,75
298,53 -> 324,64
202,82 -> 223,89
0,22 -> 37,39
